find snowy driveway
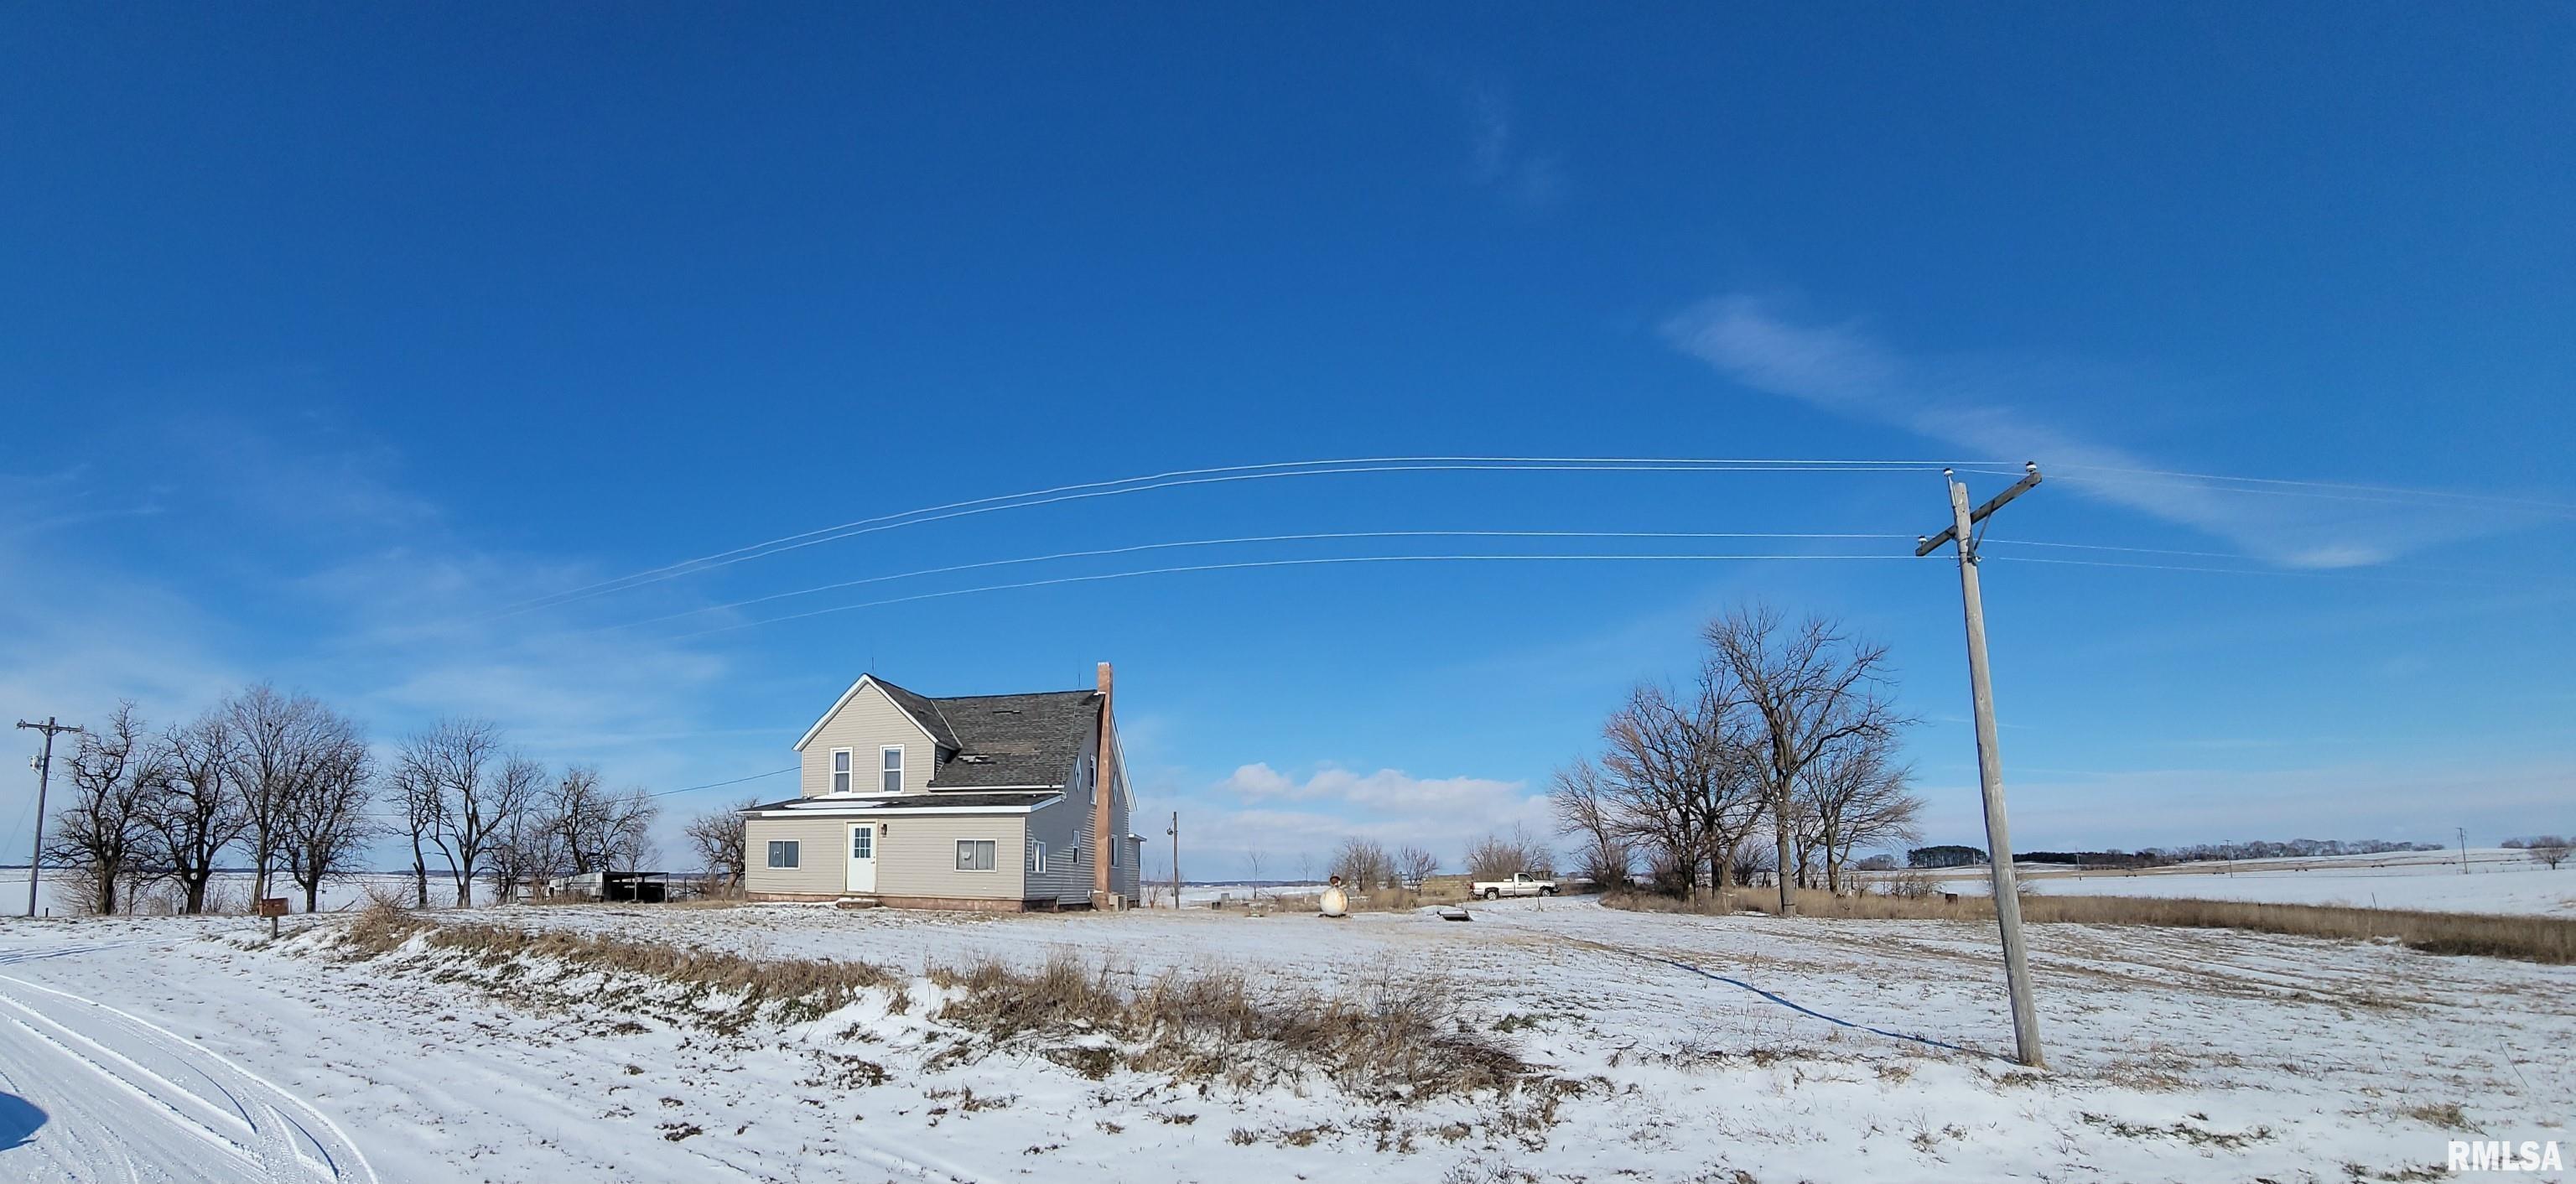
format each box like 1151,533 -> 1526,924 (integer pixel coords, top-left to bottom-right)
0,958 -> 376,1184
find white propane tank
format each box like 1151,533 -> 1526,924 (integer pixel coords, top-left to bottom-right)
1318,885 -> 1348,917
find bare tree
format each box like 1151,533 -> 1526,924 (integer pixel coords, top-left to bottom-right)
402,719 -> 538,907
1729,838 -> 1776,890
146,710 -> 249,914
2527,836 -> 2572,870
484,786 -> 568,905
389,752 -> 441,908
547,766 -> 660,875
1550,759 -> 1633,889
1798,733 -> 1924,894
1463,824 -> 1555,882
1330,837 -> 1395,891
46,704 -> 161,916
1394,844 -> 1440,887
227,684 -> 334,902
1593,681 -> 1767,902
683,798 -> 756,889
1702,604 -> 1907,915
279,708 -> 377,913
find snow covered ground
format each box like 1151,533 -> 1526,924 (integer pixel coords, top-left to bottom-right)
1911,849 -> 2576,917
0,896 -> 2566,1182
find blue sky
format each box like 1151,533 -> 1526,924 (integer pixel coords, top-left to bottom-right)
4,5 -> 2572,878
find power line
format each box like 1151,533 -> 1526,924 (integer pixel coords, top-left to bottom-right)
601,528 -> 1915,631
643,767 -> 797,800
676,552 -> 1914,639
492,457 -> 1989,619
2049,464 -> 2576,516
1977,538 -> 2251,561
1982,554 -> 2519,588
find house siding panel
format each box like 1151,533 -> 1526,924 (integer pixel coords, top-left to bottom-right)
801,680 -> 942,798
1025,797 -> 1088,905
876,814 -> 1027,901
1110,740 -> 1138,901
744,815 -> 853,897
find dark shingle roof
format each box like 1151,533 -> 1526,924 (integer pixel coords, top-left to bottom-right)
867,677 -> 963,750
921,689 -> 1101,790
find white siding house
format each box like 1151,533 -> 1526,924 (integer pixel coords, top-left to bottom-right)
740,664 -> 1139,910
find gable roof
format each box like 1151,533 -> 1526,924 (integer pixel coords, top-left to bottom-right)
792,674 -> 956,753
869,677 -> 963,750
924,690 -> 1101,790
794,674 -> 1105,792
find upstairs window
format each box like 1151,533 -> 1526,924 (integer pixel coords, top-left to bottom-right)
830,749 -> 852,795
881,745 -> 905,793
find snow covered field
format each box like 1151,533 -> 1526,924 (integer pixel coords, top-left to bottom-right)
0,870 -> 496,917
0,896 -> 2567,1182
1914,849 -> 2576,917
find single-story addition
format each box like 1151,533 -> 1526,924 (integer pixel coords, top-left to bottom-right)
740,662 -> 1140,911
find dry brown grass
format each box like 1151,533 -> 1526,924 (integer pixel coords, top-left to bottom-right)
928,951 -> 1524,1100
340,906 -> 895,1023
328,907 -> 1525,1101
1601,890 -> 2576,964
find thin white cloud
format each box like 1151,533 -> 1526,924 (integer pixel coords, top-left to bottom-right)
1464,87 -> 1566,211
1137,762 -> 1551,880
0,422 -> 768,868
1661,295 -> 2523,568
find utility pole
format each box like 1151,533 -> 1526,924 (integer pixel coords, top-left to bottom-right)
2458,828 -> 2470,875
1916,463 -> 2046,1068
16,717 -> 84,919
1166,812 -> 1180,910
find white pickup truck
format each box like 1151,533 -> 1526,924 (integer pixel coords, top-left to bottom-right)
1470,872 -> 1558,900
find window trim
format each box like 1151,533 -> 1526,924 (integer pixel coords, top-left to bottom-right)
880,745 -> 906,794
767,839 -> 801,869
830,748 -> 853,796
954,839 -> 997,872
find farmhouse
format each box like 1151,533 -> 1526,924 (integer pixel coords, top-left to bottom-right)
740,663 -> 1140,910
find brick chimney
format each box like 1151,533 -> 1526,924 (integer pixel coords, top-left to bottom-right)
1092,662 -> 1115,905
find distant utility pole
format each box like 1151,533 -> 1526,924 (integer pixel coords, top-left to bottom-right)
1166,812 -> 1181,910
16,716 -> 84,919
1915,463 -> 2046,1069
2458,828 -> 2470,875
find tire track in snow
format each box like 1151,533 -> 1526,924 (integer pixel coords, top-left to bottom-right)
0,972 -> 378,1183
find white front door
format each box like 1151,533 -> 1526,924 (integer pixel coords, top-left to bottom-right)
846,823 -> 878,894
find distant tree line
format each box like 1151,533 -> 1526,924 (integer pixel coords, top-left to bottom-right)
1902,838 -> 2458,871
44,688 -> 661,915
1550,605 -> 1924,908
2505,836 -> 2571,870
1908,844 -> 1987,869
